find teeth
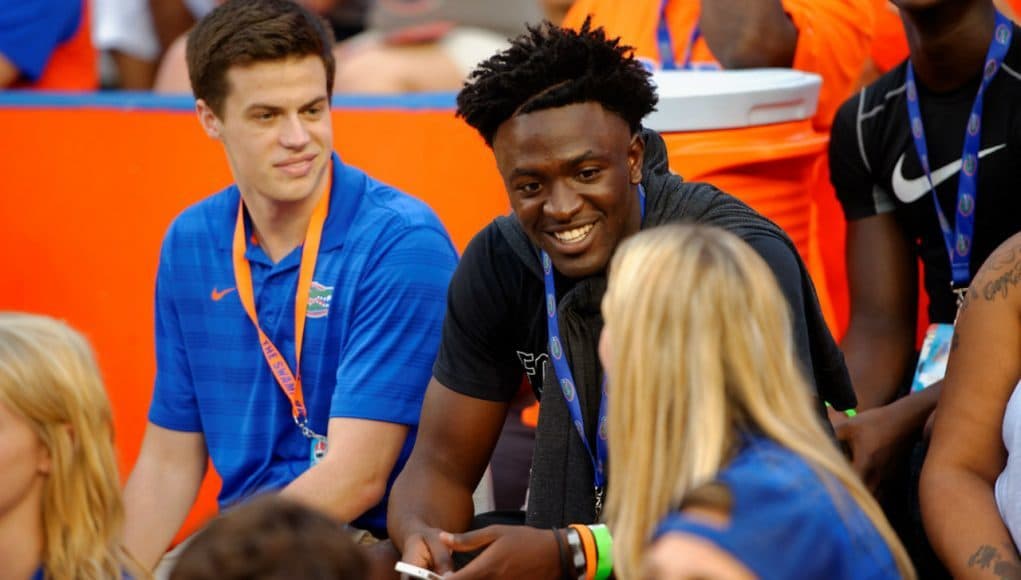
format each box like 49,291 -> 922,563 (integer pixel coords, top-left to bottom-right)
554,224 -> 594,244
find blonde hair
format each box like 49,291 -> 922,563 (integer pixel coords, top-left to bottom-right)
0,313 -> 143,579
601,225 -> 914,580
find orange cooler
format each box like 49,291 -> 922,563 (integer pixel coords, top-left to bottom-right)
645,69 -> 836,327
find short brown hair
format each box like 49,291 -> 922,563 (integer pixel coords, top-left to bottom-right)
169,495 -> 370,580
186,0 -> 336,118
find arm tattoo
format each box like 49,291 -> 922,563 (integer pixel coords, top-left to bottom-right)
982,261 -> 1021,302
968,544 -> 1021,579
988,247 -> 1020,271
971,545 -> 999,569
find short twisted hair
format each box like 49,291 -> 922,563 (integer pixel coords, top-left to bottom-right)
456,18 -> 658,147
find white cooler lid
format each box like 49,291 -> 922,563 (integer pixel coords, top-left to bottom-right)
643,68 -> 821,132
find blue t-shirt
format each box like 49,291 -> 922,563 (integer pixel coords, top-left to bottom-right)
149,153 -> 458,533
0,0 -> 82,81
654,436 -> 901,580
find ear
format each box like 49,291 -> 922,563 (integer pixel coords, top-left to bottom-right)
196,98 -> 223,140
36,436 -> 53,475
38,423 -> 73,476
627,132 -> 645,185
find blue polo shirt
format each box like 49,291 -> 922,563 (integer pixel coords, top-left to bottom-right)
149,153 -> 458,533
654,436 -> 900,580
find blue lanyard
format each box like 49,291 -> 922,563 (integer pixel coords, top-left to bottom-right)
904,12 -> 1012,292
541,186 -> 645,515
656,1 -> 718,71
656,0 -> 679,69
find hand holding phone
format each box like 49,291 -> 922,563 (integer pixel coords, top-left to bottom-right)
395,561 -> 445,580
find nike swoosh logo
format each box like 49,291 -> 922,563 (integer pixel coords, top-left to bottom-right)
891,144 -> 1007,204
211,287 -> 236,302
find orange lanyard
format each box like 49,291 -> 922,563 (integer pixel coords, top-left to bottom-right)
231,171 -> 331,438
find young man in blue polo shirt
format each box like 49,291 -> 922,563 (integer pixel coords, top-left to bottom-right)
121,0 -> 458,570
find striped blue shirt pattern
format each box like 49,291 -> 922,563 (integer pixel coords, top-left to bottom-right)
149,153 -> 458,532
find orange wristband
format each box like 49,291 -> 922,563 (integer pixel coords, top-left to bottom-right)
569,524 -> 597,580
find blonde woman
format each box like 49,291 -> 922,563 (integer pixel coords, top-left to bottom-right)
601,225 -> 914,580
0,313 -> 144,579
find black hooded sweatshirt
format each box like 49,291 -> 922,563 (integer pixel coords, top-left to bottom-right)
432,128 -> 855,528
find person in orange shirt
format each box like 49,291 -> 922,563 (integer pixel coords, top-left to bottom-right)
864,0 -> 1021,85
0,0 -> 97,90
563,0 -> 873,132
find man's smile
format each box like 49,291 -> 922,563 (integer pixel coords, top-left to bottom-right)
552,223 -> 595,244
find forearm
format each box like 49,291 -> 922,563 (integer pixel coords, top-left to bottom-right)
388,462 -> 478,549
885,381 -> 941,436
122,459 -> 205,569
922,469 -> 1020,578
280,460 -> 385,523
0,53 -> 20,87
841,324 -> 915,410
698,0 -> 797,68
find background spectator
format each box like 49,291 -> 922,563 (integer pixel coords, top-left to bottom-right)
562,0 -> 872,132
0,0 -> 98,90
861,0 -> 1021,86
154,0 -> 370,93
92,0 -> 160,89
332,0 -> 543,94
829,0 -> 1021,574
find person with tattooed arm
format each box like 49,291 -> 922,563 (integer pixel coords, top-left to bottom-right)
921,231 -> 1021,579
829,2 -> 1021,572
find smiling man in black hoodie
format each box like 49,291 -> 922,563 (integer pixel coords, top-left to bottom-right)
388,19 -> 854,580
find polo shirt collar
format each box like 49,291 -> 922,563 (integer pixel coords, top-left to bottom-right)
215,151 -> 363,253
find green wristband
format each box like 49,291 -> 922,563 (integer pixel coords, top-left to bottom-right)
588,524 -> 613,580
825,401 -> 857,418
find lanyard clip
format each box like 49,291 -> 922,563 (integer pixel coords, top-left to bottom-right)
293,415 -> 317,440
951,284 -> 969,326
952,286 -> 968,307
594,486 -> 605,519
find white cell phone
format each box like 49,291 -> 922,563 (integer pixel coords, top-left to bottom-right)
394,561 -> 445,580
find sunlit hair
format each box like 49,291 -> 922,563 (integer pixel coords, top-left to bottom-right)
186,0 -> 336,118
601,225 -> 915,580
0,313 -> 143,579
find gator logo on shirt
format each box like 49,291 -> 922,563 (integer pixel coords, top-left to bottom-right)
307,282 -> 333,319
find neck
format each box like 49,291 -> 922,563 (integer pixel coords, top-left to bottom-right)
241,189 -> 324,263
0,488 -> 44,580
904,1 -> 998,92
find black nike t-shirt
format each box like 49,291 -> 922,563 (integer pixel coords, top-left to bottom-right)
830,26 -> 1021,323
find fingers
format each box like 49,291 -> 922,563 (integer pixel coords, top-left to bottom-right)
827,406 -> 849,428
440,526 -> 500,552
401,536 -> 433,568
426,532 -> 456,574
402,531 -> 454,574
441,540 -> 502,580
834,419 -> 854,441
